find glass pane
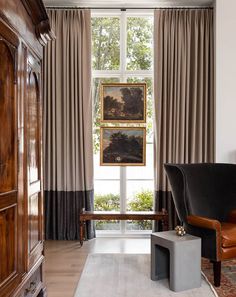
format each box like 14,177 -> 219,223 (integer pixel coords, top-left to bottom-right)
94,180 -> 120,231
127,143 -> 154,180
94,152 -> 119,179
93,77 -> 120,154
96,220 -> 120,231
126,181 -> 154,210
94,181 -> 120,206
127,17 -> 153,70
126,182 -> 154,231
126,77 -> 153,143
92,17 -> 120,70
126,220 -> 152,231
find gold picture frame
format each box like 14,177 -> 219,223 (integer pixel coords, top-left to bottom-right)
100,127 -> 146,166
100,83 -> 147,123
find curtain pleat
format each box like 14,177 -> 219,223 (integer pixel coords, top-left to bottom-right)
45,191 -> 94,240
153,9 -> 215,230
43,9 -> 94,240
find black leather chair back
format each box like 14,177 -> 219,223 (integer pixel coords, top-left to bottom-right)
164,163 -> 236,223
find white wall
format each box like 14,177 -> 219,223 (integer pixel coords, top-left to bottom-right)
216,0 -> 236,162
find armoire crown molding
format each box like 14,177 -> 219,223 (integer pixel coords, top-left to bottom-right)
21,0 -> 55,45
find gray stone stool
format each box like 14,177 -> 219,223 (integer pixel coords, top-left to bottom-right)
151,231 -> 201,292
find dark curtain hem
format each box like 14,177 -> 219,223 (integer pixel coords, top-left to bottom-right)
45,190 -> 95,240
154,190 -> 179,231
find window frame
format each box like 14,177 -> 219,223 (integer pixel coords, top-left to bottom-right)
92,9 -> 154,235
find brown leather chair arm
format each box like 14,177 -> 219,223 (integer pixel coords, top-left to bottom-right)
228,209 -> 236,223
187,215 -> 222,261
187,215 -> 221,232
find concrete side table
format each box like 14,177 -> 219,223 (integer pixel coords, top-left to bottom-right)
151,231 -> 201,292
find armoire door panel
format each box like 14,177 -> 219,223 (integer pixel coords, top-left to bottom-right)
0,28 -> 20,296
28,70 -> 40,184
28,192 -> 40,252
0,205 -> 17,284
0,40 -> 17,193
0,191 -> 17,209
28,181 -> 41,197
26,51 -> 43,270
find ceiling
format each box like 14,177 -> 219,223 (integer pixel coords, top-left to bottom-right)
43,0 -> 214,8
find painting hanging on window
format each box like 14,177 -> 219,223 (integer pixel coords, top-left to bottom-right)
100,83 -> 146,123
100,127 -> 146,166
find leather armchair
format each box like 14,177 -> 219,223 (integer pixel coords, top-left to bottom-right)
164,163 -> 236,287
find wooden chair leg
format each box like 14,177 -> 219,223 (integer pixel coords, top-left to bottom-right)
213,261 -> 221,287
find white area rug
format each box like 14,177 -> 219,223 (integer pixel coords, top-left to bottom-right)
74,254 -> 217,297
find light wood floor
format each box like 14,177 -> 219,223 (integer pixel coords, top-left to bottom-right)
44,238 -> 150,297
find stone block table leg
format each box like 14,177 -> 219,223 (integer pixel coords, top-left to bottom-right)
151,235 -> 169,281
169,240 -> 201,292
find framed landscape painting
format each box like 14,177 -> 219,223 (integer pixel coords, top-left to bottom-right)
100,127 -> 146,166
100,83 -> 146,123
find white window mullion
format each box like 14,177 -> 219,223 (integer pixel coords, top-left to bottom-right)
92,70 -> 122,77
120,11 -> 127,80
120,167 -> 126,234
124,70 -> 153,77
93,71 -> 153,78
120,11 -> 127,234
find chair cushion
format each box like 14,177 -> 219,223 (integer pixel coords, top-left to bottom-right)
221,223 -> 236,248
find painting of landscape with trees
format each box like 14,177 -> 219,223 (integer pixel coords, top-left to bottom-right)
100,127 -> 146,166
101,83 -> 146,122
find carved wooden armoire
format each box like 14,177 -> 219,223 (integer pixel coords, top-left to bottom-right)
0,1 -> 53,296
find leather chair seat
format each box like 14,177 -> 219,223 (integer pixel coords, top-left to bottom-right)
221,222 -> 236,248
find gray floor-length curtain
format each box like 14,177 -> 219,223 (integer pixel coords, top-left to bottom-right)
154,8 -> 215,229
43,9 -> 95,240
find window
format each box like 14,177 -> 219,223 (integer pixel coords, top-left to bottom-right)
92,10 -> 154,234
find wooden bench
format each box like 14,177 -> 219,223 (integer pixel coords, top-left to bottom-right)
79,210 -> 168,246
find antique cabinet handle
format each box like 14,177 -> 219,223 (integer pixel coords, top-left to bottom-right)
24,282 -> 37,295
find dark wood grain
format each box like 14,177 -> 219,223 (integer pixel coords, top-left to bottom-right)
0,20 -> 19,47
0,28 -> 20,296
80,210 -> 168,221
0,206 -> 16,282
0,40 -> 17,193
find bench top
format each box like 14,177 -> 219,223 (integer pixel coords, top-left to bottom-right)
80,210 -> 168,220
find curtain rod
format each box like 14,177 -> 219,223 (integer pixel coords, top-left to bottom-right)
46,6 -> 213,10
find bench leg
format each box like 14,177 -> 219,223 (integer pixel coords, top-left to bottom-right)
161,218 -> 169,231
79,220 -> 85,246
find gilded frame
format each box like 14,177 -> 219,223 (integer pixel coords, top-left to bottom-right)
100,127 -> 146,166
100,83 -> 147,123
